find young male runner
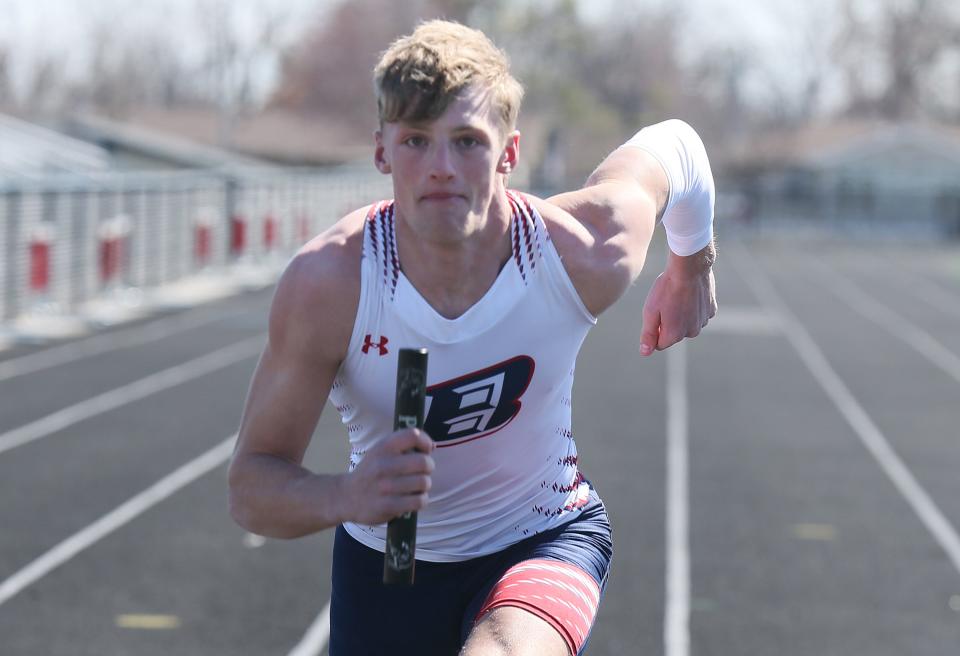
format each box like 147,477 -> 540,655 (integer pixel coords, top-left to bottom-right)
229,20 -> 716,655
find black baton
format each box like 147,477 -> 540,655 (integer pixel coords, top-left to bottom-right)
383,348 -> 428,585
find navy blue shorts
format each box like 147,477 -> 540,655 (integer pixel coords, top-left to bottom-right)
329,486 -> 613,655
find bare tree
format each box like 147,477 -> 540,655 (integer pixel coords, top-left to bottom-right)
22,54 -> 69,115
767,0 -> 837,122
0,47 -> 12,108
834,0 -> 960,120
271,0 -> 510,120
3,0 -> 299,121
271,0 -> 444,134
193,0 -> 295,110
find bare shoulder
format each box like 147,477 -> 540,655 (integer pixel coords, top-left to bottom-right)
526,184 -> 655,253
522,194 -> 599,276
269,206 -> 368,366
521,187 -> 657,315
524,194 -> 594,255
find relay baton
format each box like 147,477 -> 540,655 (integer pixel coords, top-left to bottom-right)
383,347 -> 429,585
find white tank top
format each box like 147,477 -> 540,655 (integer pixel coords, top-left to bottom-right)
331,190 -> 597,562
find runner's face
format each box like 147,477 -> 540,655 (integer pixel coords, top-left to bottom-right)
375,86 -> 519,241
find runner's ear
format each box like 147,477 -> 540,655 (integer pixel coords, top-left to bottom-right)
374,130 -> 392,174
496,131 -> 520,175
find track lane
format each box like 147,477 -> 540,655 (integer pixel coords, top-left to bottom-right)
0,370 -> 350,656
700,239 -> 960,655
817,246 -> 960,350
573,246 -> 669,656
0,288 -> 273,431
0,352 -> 260,581
0,288 -> 272,382
2,236 -> 959,654
751,243 -> 960,535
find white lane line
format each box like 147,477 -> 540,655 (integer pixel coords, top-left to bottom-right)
808,259 -> 960,385
287,601 -> 332,656
899,274 -> 960,321
0,434 -> 237,607
854,257 -> 960,322
0,336 -> 264,457
733,244 -> 960,578
706,305 -> 782,336
0,303 -> 253,383
665,341 -> 690,656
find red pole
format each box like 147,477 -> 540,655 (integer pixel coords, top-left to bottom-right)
29,239 -> 51,293
195,222 -> 211,265
98,216 -> 130,287
264,214 -> 277,251
100,236 -> 117,284
231,215 -> 246,256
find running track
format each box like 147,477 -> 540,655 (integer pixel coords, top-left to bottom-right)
1,235 -> 959,655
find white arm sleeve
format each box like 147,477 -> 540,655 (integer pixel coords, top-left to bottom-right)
618,119 -> 715,256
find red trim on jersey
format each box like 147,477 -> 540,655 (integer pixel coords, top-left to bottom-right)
507,190 -> 540,273
475,559 -> 601,655
377,204 -> 390,287
519,201 -> 534,268
563,473 -> 590,511
529,198 -> 544,259
386,203 -> 400,294
511,201 -> 525,280
366,203 -> 381,260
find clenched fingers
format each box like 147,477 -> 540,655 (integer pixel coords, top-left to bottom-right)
382,428 -> 435,455
378,474 -> 432,496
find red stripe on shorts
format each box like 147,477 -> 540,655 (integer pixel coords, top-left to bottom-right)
475,559 -> 601,655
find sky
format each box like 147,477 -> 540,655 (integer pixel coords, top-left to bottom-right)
0,0 -> 848,111
0,0 -> 331,100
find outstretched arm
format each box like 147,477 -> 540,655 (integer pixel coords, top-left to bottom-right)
550,119 -> 717,355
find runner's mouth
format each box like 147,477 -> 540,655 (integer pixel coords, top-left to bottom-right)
421,193 -> 465,202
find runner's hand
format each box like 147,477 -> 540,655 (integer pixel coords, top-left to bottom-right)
640,243 -> 717,355
340,429 -> 435,525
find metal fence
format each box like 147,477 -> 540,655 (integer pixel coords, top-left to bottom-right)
0,167 -> 391,325
716,172 -> 960,241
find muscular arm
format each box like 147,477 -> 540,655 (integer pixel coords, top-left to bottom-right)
228,212 -> 435,539
547,120 -> 717,353
546,146 -> 666,315
228,231 -> 359,538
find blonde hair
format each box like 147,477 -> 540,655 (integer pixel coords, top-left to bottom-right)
373,20 -> 524,132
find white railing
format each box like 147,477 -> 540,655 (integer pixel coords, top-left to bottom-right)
0,166 -> 391,329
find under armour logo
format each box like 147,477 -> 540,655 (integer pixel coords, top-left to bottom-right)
362,334 -> 389,355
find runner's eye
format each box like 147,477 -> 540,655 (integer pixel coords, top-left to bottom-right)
404,135 -> 427,147
457,136 -> 479,148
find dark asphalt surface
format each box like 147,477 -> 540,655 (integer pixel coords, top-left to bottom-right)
1,235 -> 959,655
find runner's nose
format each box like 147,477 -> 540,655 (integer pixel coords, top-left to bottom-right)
428,143 -> 455,181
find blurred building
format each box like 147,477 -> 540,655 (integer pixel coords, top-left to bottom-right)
64,106 -> 547,187
64,114 -> 269,171
0,113 -> 111,177
723,120 -> 960,238
66,108 -> 374,168
0,110 -> 269,177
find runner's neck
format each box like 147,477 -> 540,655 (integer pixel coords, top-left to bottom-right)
395,192 -> 514,320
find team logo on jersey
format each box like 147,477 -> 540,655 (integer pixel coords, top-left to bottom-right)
362,334 -> 389,355
424,356 -> 535,447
